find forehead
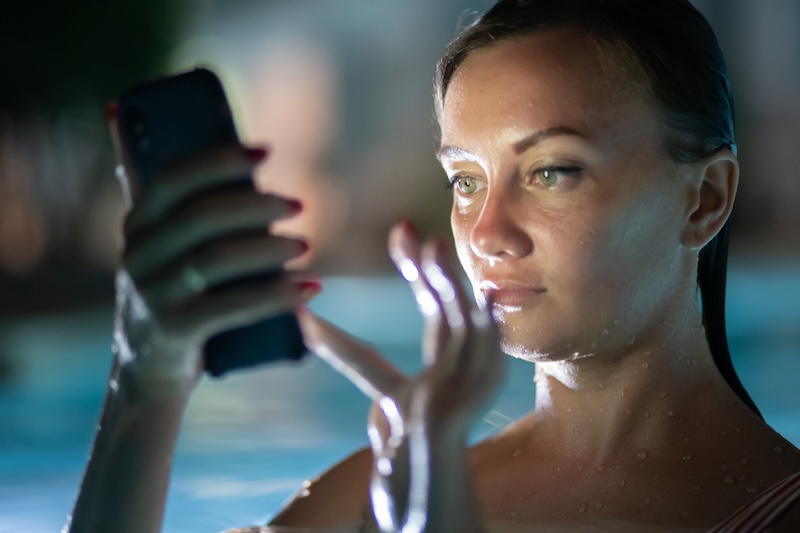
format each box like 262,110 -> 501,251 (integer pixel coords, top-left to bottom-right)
440,28 -> 658,151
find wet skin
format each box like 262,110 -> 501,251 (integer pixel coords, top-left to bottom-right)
440,28 -> 699,363
437,27 -> 800,528
271,26 -> 800,532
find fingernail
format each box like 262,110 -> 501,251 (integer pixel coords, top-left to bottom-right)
399,219 -> 417,237
244,147 -> 268,162
106,102 -> 118,120
295,279 -> 323,297
298,240 -> 310,253
287,199 -> 303,213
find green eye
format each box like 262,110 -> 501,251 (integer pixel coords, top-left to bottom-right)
454,176 -> 478,194
537,169 -> 560,187
531,166 -> 582,188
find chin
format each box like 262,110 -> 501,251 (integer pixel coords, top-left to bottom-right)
499,335 -> 557,363
498,322 -> 590,364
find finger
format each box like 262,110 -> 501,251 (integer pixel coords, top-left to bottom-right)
420,237 -> 474,371
124,191 -> 301,279
163,273 -> 303,340
125,144 -> 270,229
387,221 -> 449,366
297,307 -> 406,401
138,234 -> 308,308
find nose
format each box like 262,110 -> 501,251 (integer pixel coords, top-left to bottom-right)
468,189 -> 533,261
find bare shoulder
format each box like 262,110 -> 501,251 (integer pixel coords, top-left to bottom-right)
269,446 -> 373,527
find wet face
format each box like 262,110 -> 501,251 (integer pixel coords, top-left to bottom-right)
439,28 -> 698,361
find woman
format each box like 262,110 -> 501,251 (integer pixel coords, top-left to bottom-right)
68,0 -> 800,532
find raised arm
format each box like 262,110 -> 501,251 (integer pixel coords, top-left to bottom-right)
296,222 -> 504,533
66,119 -> 308,533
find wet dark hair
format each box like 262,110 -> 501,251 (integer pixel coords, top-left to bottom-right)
435,0 -> 760,417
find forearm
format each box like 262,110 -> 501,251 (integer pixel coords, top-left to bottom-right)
67,362 -> 191,533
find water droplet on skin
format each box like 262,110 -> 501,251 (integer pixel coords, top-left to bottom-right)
666,410 -> 675,417
643,496 -> 651,505
618,479 -> 626,488
659,392 -> 667,398
740,458 -> 748,465
625,409 -> 633,415
774,446 -> 783,453
683,455 -> 693,461
579,502 -> 588,513
597,464 -> 607,472
633,369 -> 640,375
637,450 -> 648,459
513,449 -> 521,458
724,476 -> 735,485
595,502 -> 604,511
601,328 -> 609,336
643,411 -> 651,418
626,337 -> 636,346
643,350 -> 651,356
642,362 -> 650,369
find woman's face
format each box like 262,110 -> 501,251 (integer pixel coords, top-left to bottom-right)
439,28 -> 698,362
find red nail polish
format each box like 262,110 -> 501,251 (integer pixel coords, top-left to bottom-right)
287,199 -> 303,213
399,219 -> 417,237
296,280 -> 322,292
298,240 -> 310,253
106,102 -> 118,120
245,147 -> 268,162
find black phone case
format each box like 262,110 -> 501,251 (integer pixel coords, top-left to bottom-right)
116,68 -> 306,377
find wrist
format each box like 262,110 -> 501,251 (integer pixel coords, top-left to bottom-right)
112,332 -> 201,403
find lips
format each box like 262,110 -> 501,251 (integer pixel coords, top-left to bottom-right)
479,280 -> 546,309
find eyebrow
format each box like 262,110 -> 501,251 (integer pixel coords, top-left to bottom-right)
437,126 -> 586,162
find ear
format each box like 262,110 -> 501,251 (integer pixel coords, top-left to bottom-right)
680,149 -> 739,250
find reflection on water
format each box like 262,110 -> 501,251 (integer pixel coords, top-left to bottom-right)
1,270 -> 799,532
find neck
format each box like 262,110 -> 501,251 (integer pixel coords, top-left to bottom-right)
528,299 -> 729,463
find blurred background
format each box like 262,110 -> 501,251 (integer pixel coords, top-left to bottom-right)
0,1 -> 799,532
1,0 -> 799,310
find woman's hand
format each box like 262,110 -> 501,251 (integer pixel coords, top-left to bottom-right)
113,138 -> 308,396
67,112 -> 312,533
299,222 -> 504,533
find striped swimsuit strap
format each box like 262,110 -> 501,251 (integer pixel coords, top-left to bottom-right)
708,470 -> 800,532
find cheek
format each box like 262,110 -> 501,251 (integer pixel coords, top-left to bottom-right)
451,208 -> 476,277
556,194 -> 684,313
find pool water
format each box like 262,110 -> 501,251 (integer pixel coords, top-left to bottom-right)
1,266 -> 799,532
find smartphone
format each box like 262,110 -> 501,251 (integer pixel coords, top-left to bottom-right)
113,67 -> 306,377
